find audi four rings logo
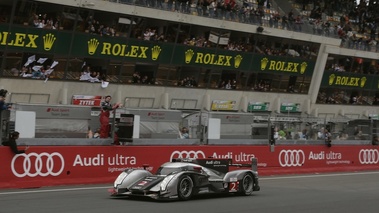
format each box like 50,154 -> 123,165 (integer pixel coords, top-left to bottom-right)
359,149 -> 379,164
279,149 -> 305,167
11,152 -> 65,178
170,150 -> 206,161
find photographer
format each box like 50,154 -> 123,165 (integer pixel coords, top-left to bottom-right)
2,131 -> 29,154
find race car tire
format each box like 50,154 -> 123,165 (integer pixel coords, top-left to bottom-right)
177,175 -> 194,200
239,173 -> 254,196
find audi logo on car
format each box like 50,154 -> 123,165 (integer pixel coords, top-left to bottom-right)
359,149 -> 379,164
170,150 -> 206,161
11,152 -> 65,178
279,149 -> 305,167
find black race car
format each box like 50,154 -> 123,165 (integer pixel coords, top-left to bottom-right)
109,158 -> 260,200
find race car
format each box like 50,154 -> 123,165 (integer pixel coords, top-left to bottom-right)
109,158 -> 260,200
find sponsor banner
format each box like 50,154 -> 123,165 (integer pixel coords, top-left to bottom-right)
280,103 -> 300,113
72,95 -> 103,106
14,103 -> 92,119
173,45 -> 249,70
253,55 -> 315,76
247,102 -> 270,112
1,145 -> 378,189
209,113 -> 253,124
320,72 -> 379,89
1,25 -> 324,75
211,100 -> 236,111
127,109 -> 182,121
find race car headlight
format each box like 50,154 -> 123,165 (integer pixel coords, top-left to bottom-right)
160,175 -> 175,191
114,170 -> 131,187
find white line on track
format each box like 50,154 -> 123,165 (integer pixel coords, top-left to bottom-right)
0,186 -> 110,195
261,171 -> 379,180
1,171 -> 379,195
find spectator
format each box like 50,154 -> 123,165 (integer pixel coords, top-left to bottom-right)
0,89 -> 10,110
294,15 -> 303,32
324,129 -> 332,147
143,28 -> 155,41
288,9 -> 294,30
373,96 -> 379,105
80,65 -> 91,81
281,14 -> 289,30
225,80 -> 232,89
93,128 -> 100,138
132,71 -> 141,83
20,66 -> 32,78
179,127 -> 190,139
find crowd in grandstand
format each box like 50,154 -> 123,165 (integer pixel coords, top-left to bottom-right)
22,0 -> 379,56
2,0 -> 379,105
5,0 -> 376,53
24,1 -> 379,53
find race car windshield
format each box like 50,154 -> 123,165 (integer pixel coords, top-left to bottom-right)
156,167 -> 182,175
156,166 -> 224,177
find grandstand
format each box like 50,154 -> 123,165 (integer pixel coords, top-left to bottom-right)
0,0 -> 378,142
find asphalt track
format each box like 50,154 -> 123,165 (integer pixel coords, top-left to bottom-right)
1,171 -> 379,213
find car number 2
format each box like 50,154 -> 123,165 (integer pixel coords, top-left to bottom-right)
229,182 -> 239,192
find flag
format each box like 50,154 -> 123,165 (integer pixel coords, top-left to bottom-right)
24,55 -> 36,66
50,61 -> 59,68
45,68 -> 54,75
101,81 -> 109,88
32,65 -> 42,71
37,58 -> 48,64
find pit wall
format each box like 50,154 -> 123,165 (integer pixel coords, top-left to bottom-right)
1,145 -> 378,189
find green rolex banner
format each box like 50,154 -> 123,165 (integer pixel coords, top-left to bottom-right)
280,103 -> 300,113
247,102 -> 270,112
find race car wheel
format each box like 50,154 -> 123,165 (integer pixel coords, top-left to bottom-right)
239,173 -> 254,196
177,175 -> 194,200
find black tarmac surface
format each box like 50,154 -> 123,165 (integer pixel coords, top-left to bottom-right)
1,171 -> 379,213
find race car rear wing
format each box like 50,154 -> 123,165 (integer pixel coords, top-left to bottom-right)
229,158 -> 258,172
172,158 -> 258,173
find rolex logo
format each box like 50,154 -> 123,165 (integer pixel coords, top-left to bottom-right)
360,77 -> 366,88
151,45 -> 161,60
234,55 -> 243,68
261,58 -> 269,70
185,49 -> 194,64
87,38 -> 99,55
329,74 -> 335,85
300,62 -> 307,74
43,33 -> 56,51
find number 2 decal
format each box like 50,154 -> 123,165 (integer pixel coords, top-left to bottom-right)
229,182 -> 239,192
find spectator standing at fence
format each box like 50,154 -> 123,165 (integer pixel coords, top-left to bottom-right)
294,15 -> 303,32
324,129 -> 332,147
2,131 -> 29,154
288,9 -> 294,30
0,89 -> 11,110
179,127 -> 190,139
99,95 -> 122,138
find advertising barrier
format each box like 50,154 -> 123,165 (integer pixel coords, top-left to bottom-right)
1,145 -> 378,189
